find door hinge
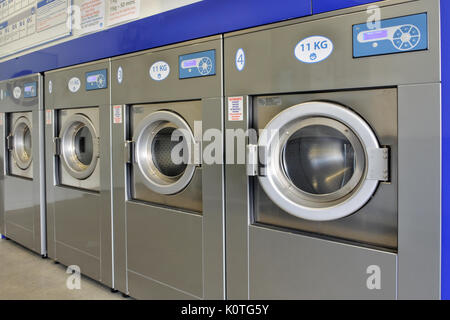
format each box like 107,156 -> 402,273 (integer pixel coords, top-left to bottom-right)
367,147 -> 389,181
6,134 -> 14,151
53,137 -> 61,156
125,140 -> 135,164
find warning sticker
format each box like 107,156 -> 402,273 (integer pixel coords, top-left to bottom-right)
46,110 -> 52,125
113,105 -> 123,124
228,97 -> 244,121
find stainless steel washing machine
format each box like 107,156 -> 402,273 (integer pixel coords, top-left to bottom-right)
44,60 -> 113,287
0,74 -> 46,256
225,0 -> 441,299
111,36 -> 225,299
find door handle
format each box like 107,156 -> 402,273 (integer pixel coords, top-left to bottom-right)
125,140 -> 135,164
53,137 -> 61,156
6,134 -> 14,151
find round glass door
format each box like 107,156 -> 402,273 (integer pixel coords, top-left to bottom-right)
133,110 -> 197,195
258,101 -> 384,222
59,114 -> 99,180
11,116 -> 33,170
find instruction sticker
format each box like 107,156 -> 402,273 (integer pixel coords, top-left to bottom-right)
228,97 -> 244,121
113,105 -> 123,124
46,109 -> 52,125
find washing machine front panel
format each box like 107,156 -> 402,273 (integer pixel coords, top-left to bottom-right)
7,112 -> 34,179
57,107 -> 101,191
253,89 -> 398,249
44,61 -> 113,288
130,101 -> 203,213
0,74 -> 46,256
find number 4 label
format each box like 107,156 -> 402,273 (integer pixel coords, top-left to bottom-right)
235,48 -> 246,71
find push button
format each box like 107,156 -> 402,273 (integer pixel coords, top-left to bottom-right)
410,26 -> 419,36
393,39 -> 403,49
410,36 -> 420,46
401,25 -> 411,33
401,42 -> 411,50
393,29 -> 403,39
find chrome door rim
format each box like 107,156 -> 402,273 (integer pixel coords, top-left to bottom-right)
133,110 -> 196,195
258,101 -> 381,222
11,116 -> 33,170
59,113 -> 99,180
278,117 -> 365,203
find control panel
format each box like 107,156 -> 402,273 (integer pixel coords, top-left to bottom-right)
179,50 -> 216,79
0,82 -> 37,101
353,13 -> 427,58
85,69 -> 108,91
24,82 -> 37,98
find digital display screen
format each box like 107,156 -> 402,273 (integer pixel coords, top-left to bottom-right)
23,82 -> 36,98
182,59 -> 197,68
87,75 -> 98,82
363,29 -> 388,41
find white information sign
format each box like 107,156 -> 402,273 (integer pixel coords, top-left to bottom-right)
0,0 -> 71,58
107,0 -> 140,26
80,0 -> 105,34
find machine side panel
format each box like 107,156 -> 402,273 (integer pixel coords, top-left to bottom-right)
398,83 -> 441,299
111,103 -> 127,294
441,0 -> 449,300
44,110 -> 56,259
202,97 -> 226,299
225,96 -> 251,299
100,104 -> 113,288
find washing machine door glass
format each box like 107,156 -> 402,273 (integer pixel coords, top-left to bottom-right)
258,101 -> 388,222
11,116 -> 33,170
60,114 -> 99,180
133,110 -> 198,195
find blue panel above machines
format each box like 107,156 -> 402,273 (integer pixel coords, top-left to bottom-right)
353,13 -> 428,58
313,0 -> 381,14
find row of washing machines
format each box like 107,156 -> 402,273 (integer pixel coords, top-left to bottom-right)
0,0 -> 442,299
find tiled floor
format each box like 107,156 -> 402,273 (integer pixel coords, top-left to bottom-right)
0,238 -> 127,300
